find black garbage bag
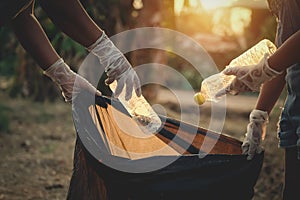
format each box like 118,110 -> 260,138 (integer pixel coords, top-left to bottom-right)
67,93 -> 263,200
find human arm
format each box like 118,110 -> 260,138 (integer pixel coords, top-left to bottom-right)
255,72 -> 286,113
219,30 -> 300,95
38,0 -> 101,48
11,3 -> 101,102
268,30 -> 300,72
11,2 -> 60,69
39,0 -> 141,100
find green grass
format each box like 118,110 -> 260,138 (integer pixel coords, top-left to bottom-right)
0,103 -> 12,133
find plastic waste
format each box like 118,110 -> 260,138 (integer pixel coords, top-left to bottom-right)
109,81 -> 162,134
194,39 -> 277,105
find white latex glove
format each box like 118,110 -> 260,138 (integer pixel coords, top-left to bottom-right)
242,109 -> 269,160
88,32 -> 141,100
44,58 -> 101,103
216,54 -> 282,97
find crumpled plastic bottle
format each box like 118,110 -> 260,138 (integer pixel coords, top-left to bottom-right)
110,81 -> 162,134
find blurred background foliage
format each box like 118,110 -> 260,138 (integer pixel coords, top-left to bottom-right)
0,0 -> 277,102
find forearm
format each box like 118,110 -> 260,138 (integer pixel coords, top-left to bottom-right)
269,30 -> 300,72
255,72 -> 286,114
11,4 -> 60,69
40,0 -> 102,48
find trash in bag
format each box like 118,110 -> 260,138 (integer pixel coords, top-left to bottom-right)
68,92 -> 264,200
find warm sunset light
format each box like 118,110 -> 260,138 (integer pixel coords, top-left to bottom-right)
175,0 -> 252,37
212,7 -> 251,36
200,0 -> 233,10
175,0 -> 235,13
174,0 -> 184,15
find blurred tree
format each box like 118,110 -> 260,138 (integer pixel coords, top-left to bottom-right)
81,0 -> 133,35
247,8 -> 275,41
129,0 -> 167,101
0,0 -> 191,101
162,0 -> 176,29
0,2 -> 86,101
0,27 -> 19,77
0,0 -> 134,101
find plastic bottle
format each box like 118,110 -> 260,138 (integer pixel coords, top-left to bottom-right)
194,39 -> 277,105
109,81 -> 162,134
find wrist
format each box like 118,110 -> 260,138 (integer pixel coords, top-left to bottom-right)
265,55 -> 283,75
43,58 -> 74,84
87,31 -> 105,51
44,58 -> 64,74
250,109 -> 269,124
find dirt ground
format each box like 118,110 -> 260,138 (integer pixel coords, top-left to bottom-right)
0,90 -> 286,200
0,92 -> 75,200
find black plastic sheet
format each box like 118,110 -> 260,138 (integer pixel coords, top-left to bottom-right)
68,93 -> 263,200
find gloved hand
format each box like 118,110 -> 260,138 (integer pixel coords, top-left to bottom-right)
44,58 -> 101,103
216,54 -> 282,97
242,109 -> 269,160
88,32 -> 141,100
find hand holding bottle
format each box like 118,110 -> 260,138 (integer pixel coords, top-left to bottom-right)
194,39 -> 278,105
216,53 -> 282,97
216,54 -> 283,97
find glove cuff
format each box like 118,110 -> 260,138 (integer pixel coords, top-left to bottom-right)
87,31 -> 105,51
44,58 -> 64,74
43,58 -> 73,84
88,31 -> 130,75
250,109 -> 269,124
262,54 -> 283,77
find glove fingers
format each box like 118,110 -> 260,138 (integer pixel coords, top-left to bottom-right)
125,76 -> 134,101
215,87 -> 228,98
241,142 -> 249,155
222,67 -> 240,76
232,79 -> 253,93
75,75 -> 102,96
134,74 -> 142,97
247,154 -> 254,160
105,77 -> 115,85
241,109 -> 268,160
106,70 -> 118,80
114,78 -> 125,98
105,69 -> 118,85
247,142 -> 258,160
256,146 -> 263,154
215,79 -> 241,98
221,77 -> 253,96
45,59 -> 101,103
245,137 -> 256,160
